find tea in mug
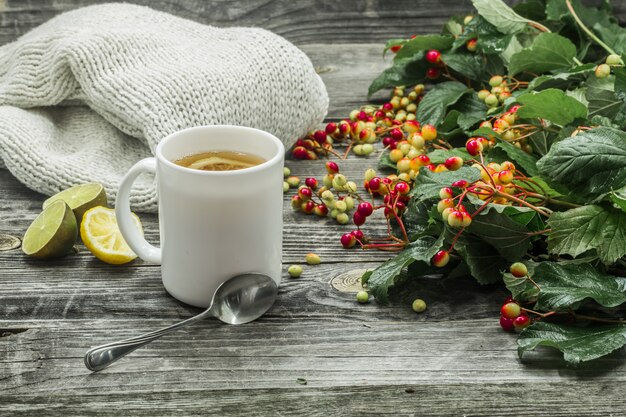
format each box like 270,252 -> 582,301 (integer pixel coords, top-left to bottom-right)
174,151 -> 265,171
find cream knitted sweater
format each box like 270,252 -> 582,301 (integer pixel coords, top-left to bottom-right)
0,3 -> 328,211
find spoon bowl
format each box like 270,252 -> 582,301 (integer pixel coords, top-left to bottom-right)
84,273 -> 277,372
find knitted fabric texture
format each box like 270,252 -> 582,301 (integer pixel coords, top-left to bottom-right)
0,3 -> 328,212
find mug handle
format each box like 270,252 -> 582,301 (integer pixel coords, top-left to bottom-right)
115,158 -> 162,264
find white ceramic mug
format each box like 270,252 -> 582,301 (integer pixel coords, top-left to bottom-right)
115,125 -> 285,307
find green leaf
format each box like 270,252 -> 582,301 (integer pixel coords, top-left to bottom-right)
493,141 -> 539,176
455,234 -> 509,284
532,262 -> 626,311
611,186 -> 626,212
368,57 -> 428,96
518,321 -> 626,364
409,166 -> 482,202
472,0 -> 531,35
394,35 -> 454,61
508,33 -> 576,75
593,21 -> 626,56
452,94 -> 489,131
547,205 -> 626,265
426,148 -> 472,164
516,88 -> 587,127
585,75 -> 622,119
537,127 -> 626,201
416,81 -> 471,127
361,236 -> 442,304
377,149 -> 397,171
441,52 -> 484,80
467,208 -> 532,261
514,0 -> 546,21
527,64 -> 595,91
383,39 -> 408,57
503,261 -> 539,302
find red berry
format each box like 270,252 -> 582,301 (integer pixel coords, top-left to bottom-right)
293,146 -> 309,159
447,210 -> 464,228
390,45 -> 402,53
439,187 -> 453,199
390,128 -> 404,141
395,201 -> 406,212
513,314 -> 531,330
357,201 -> 374,217
325,161 -> 339,174
339,121 -> 351,136
498,170 -> 513,184
425,164 -> 436,171
508,105 -> 520,113
432,250 -> 450,267
425,49 -> 441,64
382,136 -> 394,148
426,67 -> 440,79
340,233 -> 357,248
314,204 -> 328,217
444,156 -> 463,171
510,262 -> 528,278
374,110 -> 385,119
305,177 -> 318,189
298,186 -> 313,201
313,130 -> 327,144
501,302 -> 521,319
302,200 -> 315,214
499,315 -> 514,332
383,102 -> 393,112
351,229 -> 364,240
466,38 -> 477,52
395,182 -> 410,195
353,211 -> 366,226
466,139 -> 483,156
368,177 -> 382,192
357,111 -> 368,121
418,155 -> 431,165
452,180 -> 468,188
325,122 -> 338,135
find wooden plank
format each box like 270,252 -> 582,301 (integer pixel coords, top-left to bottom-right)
0,0 -> 624,47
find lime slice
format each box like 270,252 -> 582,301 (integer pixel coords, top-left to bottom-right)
43,183 -> 107,223
22,200 -> 78,259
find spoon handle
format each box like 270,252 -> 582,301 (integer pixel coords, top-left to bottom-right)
84,309 -> 212,372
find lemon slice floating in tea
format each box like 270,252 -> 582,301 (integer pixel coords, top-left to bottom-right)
22,200 -> 78,259
43,183 -> 107,223
80,206 -> 142,265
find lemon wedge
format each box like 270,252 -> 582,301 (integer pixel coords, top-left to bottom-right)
80,206 -> 142,265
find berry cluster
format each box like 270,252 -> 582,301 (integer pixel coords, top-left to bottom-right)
477,75 -> 514,108
291,85 -> 425,160
290,161 -> 359,225
477,105 -> 534,154
499,263 -> 531,331
341,171 -> 412,250
595,54 -> 624,78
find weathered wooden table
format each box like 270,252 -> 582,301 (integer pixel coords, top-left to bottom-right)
3,1 -> 626,415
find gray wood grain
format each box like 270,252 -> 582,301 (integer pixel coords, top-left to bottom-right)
0,0 -> 624,47
2,1 -> 626,415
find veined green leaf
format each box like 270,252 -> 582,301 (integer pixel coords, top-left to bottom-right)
361,236 -> 443,304
472,0 -> 531,34
547,205 -> 626,265
611,186 -> 626,212
508,33 -> 576,76
409,166 -> 481,203
537,127 -> 626,201
394,35 -> 454,61
493,141 -> 539,176
468,208 -> 532,261
455,233 -> 509,284
517,88 -> 587,127
531,262 -> 626,311
518,321 -> 626,364
416,81 -> 471,127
